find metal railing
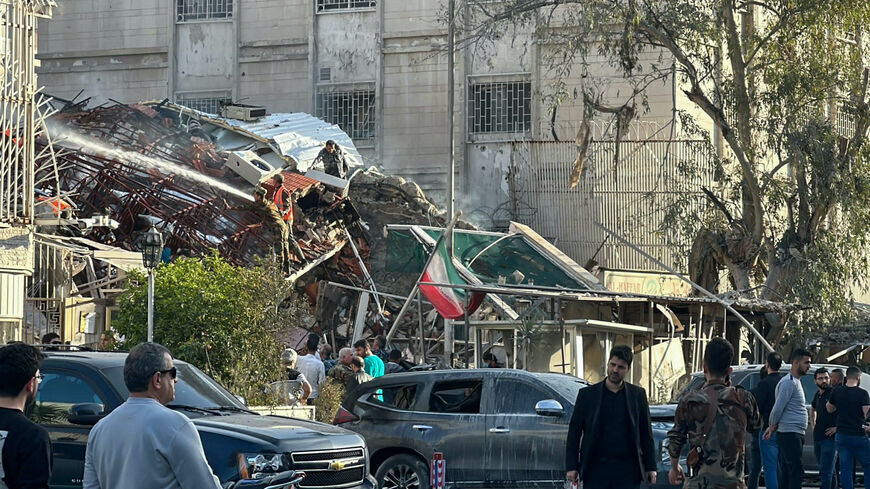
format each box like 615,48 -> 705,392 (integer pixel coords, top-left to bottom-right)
176,94 -> 232,115
316,0 -> 376,13
316,86 -> 376,142
468,81 -> 532,135
509,139 -> 716,271
176,0 -> 233,22
1,1 -> 54,224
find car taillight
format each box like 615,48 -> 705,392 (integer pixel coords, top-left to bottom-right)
333,406 -> 358,425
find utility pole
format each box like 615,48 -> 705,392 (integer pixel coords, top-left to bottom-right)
444,0 -> 456,367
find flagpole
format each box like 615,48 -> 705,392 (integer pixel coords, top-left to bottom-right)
385,212 -> 462,344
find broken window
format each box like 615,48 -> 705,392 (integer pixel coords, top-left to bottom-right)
316,86 -> 376,144
468,80 -> 532,135
316,0 -> 376,13
176,0 -> 233,22
176,93 -> 232,115
363,384 -> 418,410
428,380 -> 483,414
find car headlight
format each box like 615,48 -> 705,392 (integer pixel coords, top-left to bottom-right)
237,452 -> 290,478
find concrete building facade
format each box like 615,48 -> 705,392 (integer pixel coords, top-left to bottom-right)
37,3 -> 680,188
37,1 -> 697,270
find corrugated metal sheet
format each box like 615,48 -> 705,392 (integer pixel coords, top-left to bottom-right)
0,272 -> 25,320
510,140 -> 715,271
164,102 -> 363,171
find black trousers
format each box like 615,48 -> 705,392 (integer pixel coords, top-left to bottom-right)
583,459 -> 641,489
776,431 -> 804,489
747,430 -> 762,489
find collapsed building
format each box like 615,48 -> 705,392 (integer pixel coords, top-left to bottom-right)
13,95 -> 794,400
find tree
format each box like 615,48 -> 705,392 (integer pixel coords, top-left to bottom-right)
465,0 -> 870,340
114,255 -> 305,404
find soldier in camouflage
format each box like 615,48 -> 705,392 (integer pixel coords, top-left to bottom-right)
668,338 -> 761,489
327,347 -> 354,387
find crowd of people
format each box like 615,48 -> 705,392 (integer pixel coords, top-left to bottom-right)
746,350 -> 870,489
278,334 -> 412,405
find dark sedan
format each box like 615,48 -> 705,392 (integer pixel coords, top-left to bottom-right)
333,369 -> 680,489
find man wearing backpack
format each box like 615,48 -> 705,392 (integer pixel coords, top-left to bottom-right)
668,338 -> 761,488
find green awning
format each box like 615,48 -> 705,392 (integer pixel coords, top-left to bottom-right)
386,227 -> 592,291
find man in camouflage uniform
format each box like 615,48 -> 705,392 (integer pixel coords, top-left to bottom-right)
668,338 -> 761,488
248,187 -> 292,273
327,347 -> 354,387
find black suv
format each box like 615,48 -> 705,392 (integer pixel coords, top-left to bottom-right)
34,350 -> 377,489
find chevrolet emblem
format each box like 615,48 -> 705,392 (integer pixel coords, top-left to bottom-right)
329,461 -> 346,471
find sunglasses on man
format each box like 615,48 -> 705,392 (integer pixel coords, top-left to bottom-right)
156,367 -> 177,379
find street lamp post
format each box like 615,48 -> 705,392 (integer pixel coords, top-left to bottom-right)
142,226 -> 163,342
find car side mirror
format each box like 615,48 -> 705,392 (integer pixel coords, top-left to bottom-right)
535,399 -> 564,417
235,395 -> 247,406
68,403 -> 105,426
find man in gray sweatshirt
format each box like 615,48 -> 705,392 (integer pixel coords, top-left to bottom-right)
83,342 -> 223,489
764,348 -> 811,489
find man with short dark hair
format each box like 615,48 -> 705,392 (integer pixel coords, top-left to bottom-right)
482,352 -> 500,368
831,368 -> 845,387
827,366 -> 870,489
353,339 -> 384,378
810,367 -> 837,489
347,356 -> 373,392
40,332 -> 61,345
566,345 -> 657,489
296,334 -> 325,404
748,352 -> 783,489
83,342 -> 222,489
385,350 -> 406,374
372,335 -> 389,364
314,140 -> 348,179
668,338 -> 761,487
0,343 -> 52,489
765,348 -> 811,489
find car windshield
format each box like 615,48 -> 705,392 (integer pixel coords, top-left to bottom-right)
102,363 -> 244,409
539,374 -> 587,402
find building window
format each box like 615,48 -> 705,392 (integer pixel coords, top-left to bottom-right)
176,0 -> 233,22
316,86 -> 376,143
176,93 -> 232,115
316,0 -> 376,13
468,80 -> 532,135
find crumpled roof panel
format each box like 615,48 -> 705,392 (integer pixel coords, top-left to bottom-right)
164,104 -> 364,172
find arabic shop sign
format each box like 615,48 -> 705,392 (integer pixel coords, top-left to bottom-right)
603,270 -> 691,297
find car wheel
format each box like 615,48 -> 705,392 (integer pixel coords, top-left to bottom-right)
375,454 -> 429,489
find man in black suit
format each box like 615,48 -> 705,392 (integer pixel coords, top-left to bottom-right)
565,345 -> 657,488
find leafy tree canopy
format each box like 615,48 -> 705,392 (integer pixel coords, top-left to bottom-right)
114,255 -> 303,404
465,0 -> 870,341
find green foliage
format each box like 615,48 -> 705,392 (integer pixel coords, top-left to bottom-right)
466,0 -> 870,339
313,379 -> 346,423
114,255 -> 304,405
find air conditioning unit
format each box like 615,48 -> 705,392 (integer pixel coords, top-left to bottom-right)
220,103 -> 267,121
225,151 -> 272,185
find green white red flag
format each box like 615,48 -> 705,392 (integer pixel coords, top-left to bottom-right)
419,239 -> 485,320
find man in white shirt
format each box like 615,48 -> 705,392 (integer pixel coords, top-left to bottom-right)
83,342 -> 222,489
295,334 -> 326,404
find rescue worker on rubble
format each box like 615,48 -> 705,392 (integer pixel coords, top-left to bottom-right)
267,173 -> 305,263
313,140 -> 349,179
247,187 -> 293,274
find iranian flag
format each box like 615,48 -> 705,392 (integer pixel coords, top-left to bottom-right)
419,240 -> 485,320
